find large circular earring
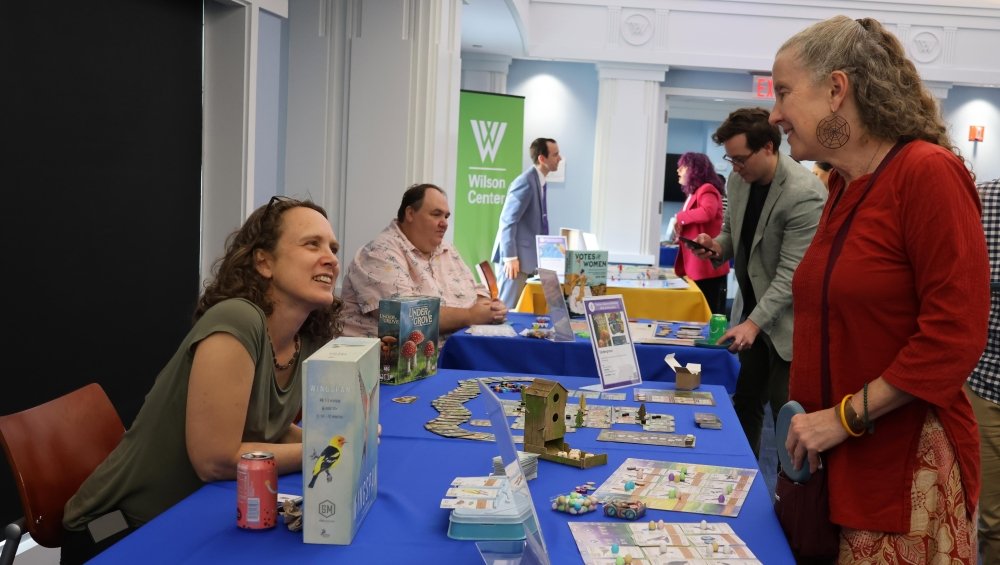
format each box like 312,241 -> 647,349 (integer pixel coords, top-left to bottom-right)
816,114 -> 850,149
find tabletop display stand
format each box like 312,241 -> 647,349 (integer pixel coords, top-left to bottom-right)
476,381 -> 551,565
581,295 -> 642,392
521,379 -> 607,469
537,268 -> 575,342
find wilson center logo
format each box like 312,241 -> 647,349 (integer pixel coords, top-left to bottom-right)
470,120 -> 507,163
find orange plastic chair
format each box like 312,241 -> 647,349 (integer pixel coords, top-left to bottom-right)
0,383 -> 124,560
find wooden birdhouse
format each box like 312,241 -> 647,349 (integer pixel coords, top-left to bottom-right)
522,378 -> 607,469
523,378 -> 567,449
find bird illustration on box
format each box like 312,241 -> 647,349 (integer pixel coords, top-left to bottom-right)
358,369 -> 378,466
308,435 -> 347,488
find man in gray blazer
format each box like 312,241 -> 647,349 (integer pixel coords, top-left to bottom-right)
691,108 -> 826,458
491,137 -> 562,308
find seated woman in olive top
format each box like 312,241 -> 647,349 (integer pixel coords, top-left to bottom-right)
62,197 -> 342,564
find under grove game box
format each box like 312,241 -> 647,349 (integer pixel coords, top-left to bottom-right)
302,337 -> 380,545
377,296 -> 441,385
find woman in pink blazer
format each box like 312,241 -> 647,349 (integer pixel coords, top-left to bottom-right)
673,152 -> 730,314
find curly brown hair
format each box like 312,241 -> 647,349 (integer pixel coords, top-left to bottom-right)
194,197 -> 342,343
778,16 -> 966,169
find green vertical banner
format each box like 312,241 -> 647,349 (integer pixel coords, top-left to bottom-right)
454,90 -> 524,274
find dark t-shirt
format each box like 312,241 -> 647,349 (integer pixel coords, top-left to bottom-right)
737,181 -> 771,320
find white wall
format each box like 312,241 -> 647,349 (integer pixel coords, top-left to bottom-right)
944,86 -> 1000,183
507,59 -> 600,234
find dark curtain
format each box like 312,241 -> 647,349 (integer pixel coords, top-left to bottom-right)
0,0 -> 203,525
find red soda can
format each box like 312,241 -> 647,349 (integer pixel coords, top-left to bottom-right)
236,451 -> 278,530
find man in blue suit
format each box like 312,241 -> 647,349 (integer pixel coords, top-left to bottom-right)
491,137 -> 562,308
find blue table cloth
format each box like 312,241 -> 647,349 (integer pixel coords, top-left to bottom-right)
659,245 -> 678,268
90,369 -> 791,564
440,312 -> 741,393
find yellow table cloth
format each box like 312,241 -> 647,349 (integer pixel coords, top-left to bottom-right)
514,277 -> 712,322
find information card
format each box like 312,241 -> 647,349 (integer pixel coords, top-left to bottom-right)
582,295 -> 642,391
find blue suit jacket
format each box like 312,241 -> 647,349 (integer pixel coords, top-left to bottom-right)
491,166 -> 544,273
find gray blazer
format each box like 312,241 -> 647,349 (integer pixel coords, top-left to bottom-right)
714,152 -> 826,361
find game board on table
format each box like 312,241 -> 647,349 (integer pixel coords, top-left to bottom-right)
568,521 -> 760,564
633,388 -> 716,406
591,458 -> 756,517
508,403 -> 675,433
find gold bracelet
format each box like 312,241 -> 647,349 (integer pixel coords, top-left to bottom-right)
843,396 -> 867,435
839,394 -> 864,437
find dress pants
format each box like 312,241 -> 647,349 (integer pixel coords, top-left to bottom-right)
733,333 -> 789,459
693,275 -> 728,316
496,266 -> 530,310
966,383 -> 1000,565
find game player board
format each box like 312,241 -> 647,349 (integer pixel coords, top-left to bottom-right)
596,429 -> 693,448
591,458 -> 757,517
568,521 -> 761,564
633,388 -> 716,406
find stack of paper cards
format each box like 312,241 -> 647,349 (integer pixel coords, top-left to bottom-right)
493,451 -> 539,481
442,475 -> 534,541
440,476 -> 508,509
675,324 -> 706,339
695,413 -> 722,429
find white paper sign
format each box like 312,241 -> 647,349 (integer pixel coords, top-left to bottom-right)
535,235 -> 567,277
582,295 -> 642,391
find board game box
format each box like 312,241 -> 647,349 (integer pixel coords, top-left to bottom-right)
563,250 -> 608,316
377,295 -> 441,385
302,337 -> 380,545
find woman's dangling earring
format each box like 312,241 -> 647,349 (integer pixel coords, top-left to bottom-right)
816,113 -> 850,149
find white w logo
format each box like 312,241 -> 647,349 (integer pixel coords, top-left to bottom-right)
470,120 -> 507,163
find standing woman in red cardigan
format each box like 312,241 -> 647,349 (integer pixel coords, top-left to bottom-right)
773,16 -> 987,563
673,152 -> 730,315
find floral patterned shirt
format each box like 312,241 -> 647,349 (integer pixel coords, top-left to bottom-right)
340,220 -> 487,337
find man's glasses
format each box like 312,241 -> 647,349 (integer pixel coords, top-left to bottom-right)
723,149 -> 759,168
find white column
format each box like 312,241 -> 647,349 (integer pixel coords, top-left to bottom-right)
461,53 -> 512,94
203,0 -> 289,285
283,0 -> 462,272
591,63 -> 668,264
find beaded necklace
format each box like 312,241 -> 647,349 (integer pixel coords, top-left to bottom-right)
272,333 -> 301,370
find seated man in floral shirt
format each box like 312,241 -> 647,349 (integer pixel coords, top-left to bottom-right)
339,183 -> 507,339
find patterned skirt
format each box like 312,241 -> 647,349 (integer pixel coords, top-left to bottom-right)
837,411 -> 978,564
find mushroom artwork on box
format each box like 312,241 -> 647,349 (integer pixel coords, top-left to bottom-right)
522,378 -> 607,469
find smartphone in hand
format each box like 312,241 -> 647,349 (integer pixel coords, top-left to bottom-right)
678,236 -> 716,256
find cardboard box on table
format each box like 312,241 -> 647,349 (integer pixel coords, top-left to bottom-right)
377,296 -> 441,385
302,337 -> 380,545
664,353 -> 702,391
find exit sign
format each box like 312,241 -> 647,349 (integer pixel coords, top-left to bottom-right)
754,75 -> 774,99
